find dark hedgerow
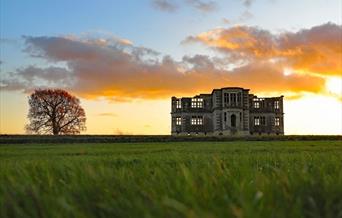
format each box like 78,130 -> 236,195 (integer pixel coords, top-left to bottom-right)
0,135 -> 341,144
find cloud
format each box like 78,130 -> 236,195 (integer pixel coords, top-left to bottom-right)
1,66 -> 73,92
238,10 -> 253,22
184,22 -> 342,76
184,25 -> 275,61
151,0 -> 178,12
222,10 -> 254,26
224,60 -> 325,94
240,0 -> 254,7
0,34 -> 327,101
222,18 -> 231,25
151,0 -> 217,13
185,0 -> 217,12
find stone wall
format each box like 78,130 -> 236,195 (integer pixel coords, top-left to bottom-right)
171,87 -> 284,136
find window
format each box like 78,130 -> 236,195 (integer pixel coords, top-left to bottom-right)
230,93 -> 237,105
232,93 -> 236,104
254,116 -> 265,125
225,92 -> 241,106
254,101 -> 260,108
216,114 -> 221,128
176,99 -> 182,109
224,112 -> 227,122
191,116 -> 203,125
198,117 -> 203,125
274,101 -> 279,109
216,95 -> 221,101
191,98 -> 203,108
275,117 -> 280,126
260,116 -> 266,125
224,93 -> 229,105
254,117 -> 260,126
253,98 -> 264,108
215,93 -> 221,106
176,117 -> 182,125
231,114 -> 236,127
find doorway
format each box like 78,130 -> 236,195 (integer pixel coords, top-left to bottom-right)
231,114 -> 236,127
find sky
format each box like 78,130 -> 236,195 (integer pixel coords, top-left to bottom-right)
0,0 -> 341,135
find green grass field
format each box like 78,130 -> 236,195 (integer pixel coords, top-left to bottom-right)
1,141 -> 341,218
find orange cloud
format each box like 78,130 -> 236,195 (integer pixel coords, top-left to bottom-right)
0,32 -> 329,100
185,23 -> 342,76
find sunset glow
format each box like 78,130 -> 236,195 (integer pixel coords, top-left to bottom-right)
0,0 -> 341,135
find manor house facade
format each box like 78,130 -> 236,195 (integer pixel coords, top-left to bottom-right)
171,87 -> 284,136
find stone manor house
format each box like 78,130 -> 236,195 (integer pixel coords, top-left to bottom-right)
171,87 -> 284,136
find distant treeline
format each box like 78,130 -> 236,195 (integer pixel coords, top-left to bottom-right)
0,135 -> 341,144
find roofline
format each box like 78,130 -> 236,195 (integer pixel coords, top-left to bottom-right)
211,87 -> 250,93
250,94 -> 285,99
172,87 -> 284,99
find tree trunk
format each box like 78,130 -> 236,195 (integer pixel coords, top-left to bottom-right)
52,109 -> 58,135
53,128 -> 59,135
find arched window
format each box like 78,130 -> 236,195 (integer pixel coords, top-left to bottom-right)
231,114 -> 236,127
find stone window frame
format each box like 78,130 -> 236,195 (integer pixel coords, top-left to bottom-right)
254,116 -> 266,126
176,117 -> 182,125
253,98 -> 264,109
254,117 -> 260,126
176,99 -> 182,109
254,101 -> 260,108
275,117 -> 280,126
274,100 -> 279,109
191,98 -> 204,108
191,116 -> 203,125
224,93 -> 229,105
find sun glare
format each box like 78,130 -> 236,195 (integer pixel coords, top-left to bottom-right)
326,77 -> 342,95
283,68 -> 293,76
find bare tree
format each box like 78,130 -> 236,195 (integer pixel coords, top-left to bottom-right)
26,89 -> 86,135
